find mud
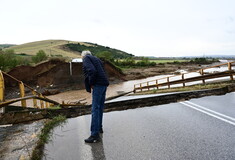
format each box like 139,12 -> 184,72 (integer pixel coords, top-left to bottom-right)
123,63 -> 202,80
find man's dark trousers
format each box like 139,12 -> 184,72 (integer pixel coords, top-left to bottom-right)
91,85 -> 107,136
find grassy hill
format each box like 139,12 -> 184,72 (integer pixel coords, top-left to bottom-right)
0,44 -> 16,49
7,40 -> 83,58
6,39 -> 133,59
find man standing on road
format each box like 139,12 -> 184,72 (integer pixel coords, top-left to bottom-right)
82,50 -> 109,143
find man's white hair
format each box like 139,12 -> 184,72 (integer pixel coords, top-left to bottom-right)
81,50 -> 92,58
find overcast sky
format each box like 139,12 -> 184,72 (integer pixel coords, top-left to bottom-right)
1,0 -> 235,57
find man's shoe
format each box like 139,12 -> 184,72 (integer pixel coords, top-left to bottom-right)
84,135 -> 100,143
100,128 -> 103,133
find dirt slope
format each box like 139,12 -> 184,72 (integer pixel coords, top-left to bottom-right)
5,59 -> 125,88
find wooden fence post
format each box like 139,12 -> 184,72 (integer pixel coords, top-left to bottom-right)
19,81 -> 26,107
200,69 -> 205,84
0,71 -> 5,102
156,80 -> 158,89
32,90 -> 38,108
46,102 -> 49,108
40,94 -> 45,109
228,62 -> 234,80
182,74 -> 185,87
0,71 -> 5,113
167,77 -> 170,89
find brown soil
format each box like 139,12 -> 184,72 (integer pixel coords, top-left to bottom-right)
123,63 -> 202,80
5,59 -> 125,87
4,59 -> 125,100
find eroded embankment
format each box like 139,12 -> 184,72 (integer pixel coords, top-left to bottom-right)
1,84 -> 235,125
4,59 -> 126,99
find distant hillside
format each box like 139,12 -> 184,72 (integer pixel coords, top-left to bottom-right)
7,40 -> 82,58
6,40 -> 133,59
0,44 -> 16,49
66,42 -> 133,59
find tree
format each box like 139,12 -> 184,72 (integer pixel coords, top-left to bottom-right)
0,49 -> 19,71
32,50 -> 47,63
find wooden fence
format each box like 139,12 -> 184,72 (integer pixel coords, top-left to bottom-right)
0,71 -> 60,110
134,61 -> 235,92
0,71 -> 85,112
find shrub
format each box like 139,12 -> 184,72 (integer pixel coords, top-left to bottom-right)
32,50 -> 48,63
96,51 -> 113,60
113,57 -> 156,68
0,49 -> 21,71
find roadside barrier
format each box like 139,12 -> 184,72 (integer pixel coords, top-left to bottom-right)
0,71 -> 60,110
0,71 -> 85,112
134,61 -> 235,92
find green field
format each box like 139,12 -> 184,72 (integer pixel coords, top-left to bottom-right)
142,59 -> 189,63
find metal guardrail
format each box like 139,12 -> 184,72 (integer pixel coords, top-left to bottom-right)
134,61 -> 235,92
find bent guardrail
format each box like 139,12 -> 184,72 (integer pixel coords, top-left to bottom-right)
0,71 -> 86,113
0,71 -> 60,110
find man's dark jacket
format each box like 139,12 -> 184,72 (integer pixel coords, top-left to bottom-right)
82,55 -> 109,92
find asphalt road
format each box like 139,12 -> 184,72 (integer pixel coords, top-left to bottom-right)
44,92 -> 235,160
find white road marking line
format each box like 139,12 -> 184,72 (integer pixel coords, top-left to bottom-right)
180,102 -> 235,126
185,101 -> 235,122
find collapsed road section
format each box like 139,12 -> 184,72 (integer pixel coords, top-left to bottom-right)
1,84 -> 235,125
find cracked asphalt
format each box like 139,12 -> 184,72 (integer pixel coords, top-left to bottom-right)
43,92 -> 235,160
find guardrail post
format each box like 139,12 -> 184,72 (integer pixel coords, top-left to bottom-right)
200,69 -> 205,84
0,71 -> 5,113
167,77 -> 170,89
182,74 -> 185,87
0,71 -> 5,102
40,94 -> 45,109
228,62 -> 234,80
147,82 -> 149,90
46,102 -> 49,108
32,90 -> 38,108
156,80 -> 158,89
134,84 -> 138,93
43,96 -> 49,108
19,81 -> 26,107
140,84 -> 142,92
